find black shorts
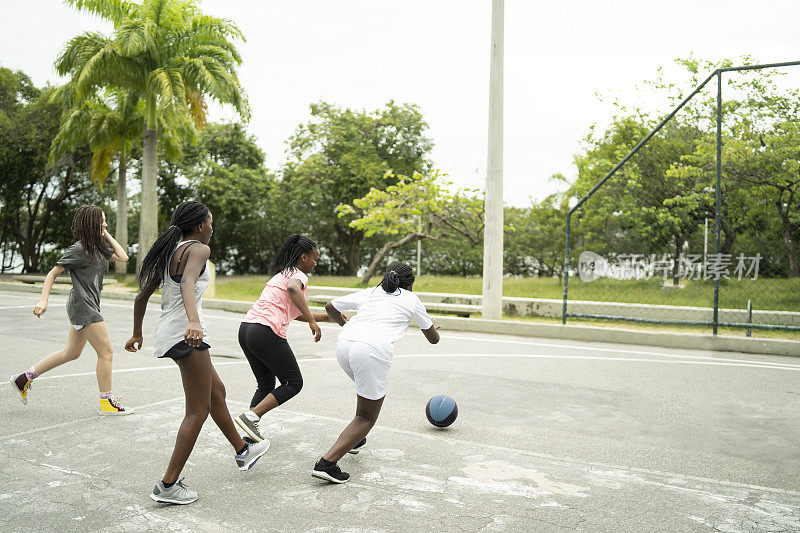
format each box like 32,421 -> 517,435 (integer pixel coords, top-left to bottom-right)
160,340 -> 211,361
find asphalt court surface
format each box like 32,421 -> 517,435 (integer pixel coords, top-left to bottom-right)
0,289 -> 799,532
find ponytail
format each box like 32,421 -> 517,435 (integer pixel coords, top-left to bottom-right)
138,201 -> 210,294
381,262 -> 415,294
269,234 -> 317,276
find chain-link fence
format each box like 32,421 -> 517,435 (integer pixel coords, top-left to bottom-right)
562,61 -> 800,337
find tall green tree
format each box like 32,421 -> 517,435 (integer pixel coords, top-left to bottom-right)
571,117 -> 707,284
49,86 -> 193,275
341,171 -> 483,284
283,101 -> 433,275
504,193 -> 568,278
0,68 -> 103,272
566,55 -> 800,284
50,88 -> 140,275
56,0 -> 249,266
181,123 -> 279,273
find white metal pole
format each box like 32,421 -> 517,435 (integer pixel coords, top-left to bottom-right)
417,216 -> 422,277
482,0 -> 504,320
704,217 -> 708,268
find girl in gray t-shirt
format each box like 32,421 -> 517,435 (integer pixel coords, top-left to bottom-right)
8,205 -> 132,416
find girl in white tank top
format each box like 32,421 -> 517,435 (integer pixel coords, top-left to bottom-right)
125,201 -> 270,505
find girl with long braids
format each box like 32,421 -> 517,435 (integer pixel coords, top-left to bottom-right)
125,201 -> 269,505
312,262 -> 440,483
234,234 -> 335,442
9,205 -> 131,415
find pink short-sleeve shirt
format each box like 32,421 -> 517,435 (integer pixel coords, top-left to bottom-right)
243,269 -> 309,338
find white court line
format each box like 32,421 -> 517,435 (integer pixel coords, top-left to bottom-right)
0,292 -> 42,299
226,399 -> 800,498
390,353 -> 800,371
3,290 -> 797,368
441,335 -> 800,365
38,463 -> 93,478
22,352 -> 800,387
35,360 -> 247,382
0,396 -> 184,442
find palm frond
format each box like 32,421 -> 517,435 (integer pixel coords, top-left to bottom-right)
49,102 -> 93,166
55,32 -> 111,76
116,18 -> 159,56
158,111 -> 197,161
65,0 -> 136,26
147,67 -> 188,125
185,88 -> 207,129
90,139 -> 118,187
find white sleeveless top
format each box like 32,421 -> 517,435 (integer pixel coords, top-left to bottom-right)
152,240 -> 211,358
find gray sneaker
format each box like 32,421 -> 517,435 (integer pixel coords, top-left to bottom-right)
236,438 -> 270,471
234,413 -> 263,442
150,478 -> 198,505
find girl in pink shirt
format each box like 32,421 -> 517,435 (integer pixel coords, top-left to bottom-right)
234,234 -> 335,441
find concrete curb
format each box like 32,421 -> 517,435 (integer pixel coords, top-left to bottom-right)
2,281 -> 798,358
430,316 -> 800,358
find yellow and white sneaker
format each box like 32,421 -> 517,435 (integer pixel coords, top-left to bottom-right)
98,397 -> 133,416
10,374 -> 32,405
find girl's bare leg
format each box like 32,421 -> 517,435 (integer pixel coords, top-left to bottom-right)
32,325 -> 89,375
323,395 -> 384,463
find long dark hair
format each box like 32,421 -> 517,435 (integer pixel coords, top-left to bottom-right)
72,205 -> 111,260
269,234 -> 317,276
381,262 -> 415,294
138,201 -> 210,293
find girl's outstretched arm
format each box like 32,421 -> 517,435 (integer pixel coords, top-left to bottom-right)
125,284 -> 157,352
324,302 -> 347,326
296,311 -> 337,323
33,265 -> 65,318
422,320 -> 440,344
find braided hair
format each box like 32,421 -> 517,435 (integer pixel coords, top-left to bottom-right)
138,201 -> 210,294
71,205 -> 111,261
381,262 -> 415,294
269,234 -> 317,276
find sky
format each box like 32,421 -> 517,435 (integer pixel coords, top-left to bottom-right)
2,0 -> 799,206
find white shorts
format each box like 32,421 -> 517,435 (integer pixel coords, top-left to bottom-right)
336,339 -> 392,400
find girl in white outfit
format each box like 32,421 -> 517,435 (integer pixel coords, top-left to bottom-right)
313,262 -> 440,483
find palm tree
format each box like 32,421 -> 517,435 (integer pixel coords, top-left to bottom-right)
55,0 -> 249,266
50,86 -> 193,275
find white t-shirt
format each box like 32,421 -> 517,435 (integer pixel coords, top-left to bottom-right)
331,287 -> 434,356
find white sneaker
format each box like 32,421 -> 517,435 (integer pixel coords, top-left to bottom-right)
150,478 -> 198,505
235,439 -> 270,471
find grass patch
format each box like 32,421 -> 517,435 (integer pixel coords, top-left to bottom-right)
117,273 -> 798,340
208,274 -> 799,312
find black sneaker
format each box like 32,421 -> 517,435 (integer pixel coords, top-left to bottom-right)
312,459 -> 350,484
348,437 -> 367,454
234,413 -> 263,442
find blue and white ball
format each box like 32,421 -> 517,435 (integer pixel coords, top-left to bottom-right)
426,395 -> 458,428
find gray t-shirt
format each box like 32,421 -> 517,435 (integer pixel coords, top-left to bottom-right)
56,242 -> 113,326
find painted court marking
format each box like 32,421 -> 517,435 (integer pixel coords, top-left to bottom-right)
21,352 -> 800,387
2,373 -> 796,521
224,400 -> 800,498
2,390 -> 796,499
0,396 -> 184,442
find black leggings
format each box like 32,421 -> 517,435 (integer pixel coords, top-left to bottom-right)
238,322 -> 303,407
